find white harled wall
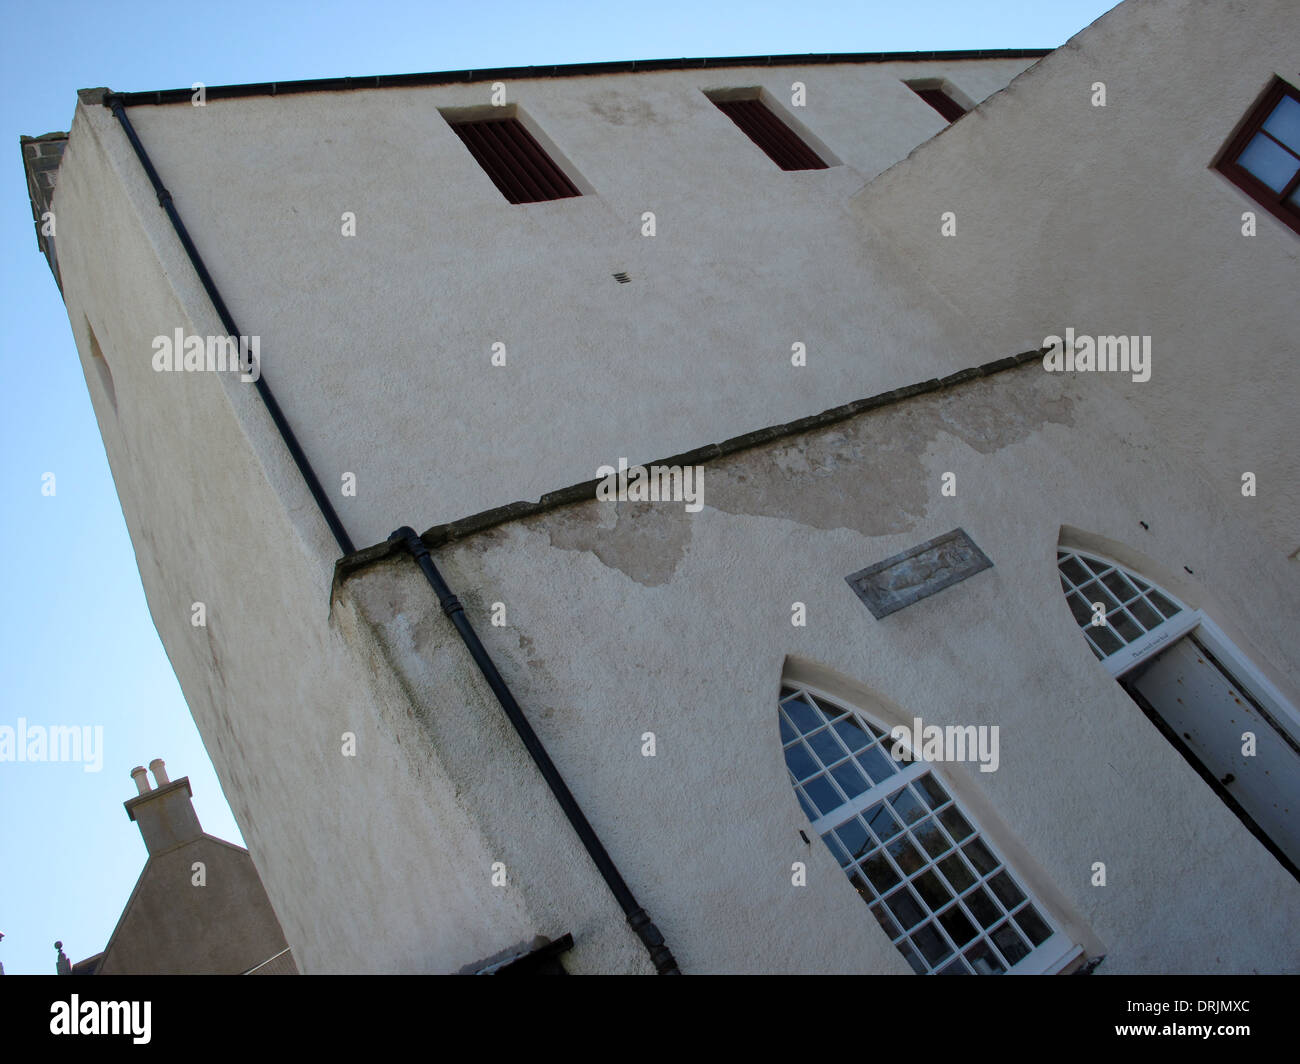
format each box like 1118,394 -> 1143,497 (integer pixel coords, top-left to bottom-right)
109,56 -> 1037,548
43,0 -> 1300,972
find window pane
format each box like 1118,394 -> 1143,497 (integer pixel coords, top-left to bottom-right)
865,802 -> 902,842
1059,556 -> 1090,585
833,715 -> 872,752
1067,593 -> 1094,626
869,902 -> 901,939
898,941 -> 927,974
988,870 -> 1026,910
796,788 -> 818,821
782,697 -> 822,734
938,806 -> 974,843
963,838 -> 999,877
1237,132 -> 1300,192
1101,570 -> 1138,602
831,760 -> 871,800
1129,598 -> 1162,630
1087,626 -> 1124,656
808,728 -> 847,765
1077,580 -> 1119,615
964,940 -> 1006,975
991,922 -> 1031,966
847,872 -> 873,904
889,787 -> 927,825
1111,609 -> 1143,643
823,832 -> 851,867
856,745 -> 895,785
911,922 -> 953,967
779,715 -> 796,744
913,817 -> 951,859
938,852 -> 976,892
885,886 -> 925,930
965,887 -> 1001,929
804,775 -> 843,817
887,835 -> 925,876
834,818 -> 872,862
915,773 -> 949,809
1148,589 -> 1181,619
939,905 -> 979,948
863,852 -> 901,894
783,742 -> 818,780
912,868 -> 953,909
937,958 -> 970,975
1014,903 -> 1054,947
1262,95 -> 1300,153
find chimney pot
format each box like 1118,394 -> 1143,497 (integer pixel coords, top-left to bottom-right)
130,766 -> 150,795
149,758 -> 169,786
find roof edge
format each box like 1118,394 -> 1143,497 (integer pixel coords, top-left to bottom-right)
98,49 -> 1053,108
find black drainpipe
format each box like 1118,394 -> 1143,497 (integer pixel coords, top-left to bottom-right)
104,94 -> 680,975
104,95 -> 354,558
390,527 -> 679,974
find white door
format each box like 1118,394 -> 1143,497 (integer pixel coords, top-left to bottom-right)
1124,632 -> 1300,876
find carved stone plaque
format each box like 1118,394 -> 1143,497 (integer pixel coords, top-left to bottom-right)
846,528 -> 992,619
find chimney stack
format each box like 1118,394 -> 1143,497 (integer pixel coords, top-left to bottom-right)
124,759 -> 202,856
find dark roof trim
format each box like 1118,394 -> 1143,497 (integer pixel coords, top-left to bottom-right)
99,50 -> 1050,108
333,347 -> 1047,589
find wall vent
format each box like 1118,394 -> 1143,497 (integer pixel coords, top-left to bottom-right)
446,116 -> 581,204
708,94 -> 829,171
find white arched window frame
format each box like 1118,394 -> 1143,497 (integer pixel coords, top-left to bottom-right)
780,681 -> 1082,975
1056,549 -> 1300,740
1057,548 -> 1198,677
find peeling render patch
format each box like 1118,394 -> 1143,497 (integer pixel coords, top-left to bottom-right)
547,501 -> 693,587
540,370 -> 1072,587
332,348 -> 1051,590
709,369 -> 1075,538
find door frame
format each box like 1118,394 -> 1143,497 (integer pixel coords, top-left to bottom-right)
1110,608 -> 1300,751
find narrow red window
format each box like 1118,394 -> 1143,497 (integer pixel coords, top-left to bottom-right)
904,79 -> 968,124
711,97 -> 828,171
447,117 -> 580,204
910,86 -> 967,123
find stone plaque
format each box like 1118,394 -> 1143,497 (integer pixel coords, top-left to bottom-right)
846,528 -> 992,619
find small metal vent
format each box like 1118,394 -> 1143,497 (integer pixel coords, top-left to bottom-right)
613,272 -> 631,284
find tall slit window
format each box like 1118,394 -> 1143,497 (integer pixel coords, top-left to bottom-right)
707,92 -> 829,171
904,79 -> 969,123
1212,77 -> 1300,235
446,115 -> 581,204
1057,549 -> 1187,663
780,684 -> 1077,975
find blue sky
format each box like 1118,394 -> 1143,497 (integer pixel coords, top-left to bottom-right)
0,0 -> 1118,976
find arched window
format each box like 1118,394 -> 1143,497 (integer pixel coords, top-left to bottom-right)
780,683 -> 1079,974
1056,546 -> 1300,879
1056,549 -> 1192,671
